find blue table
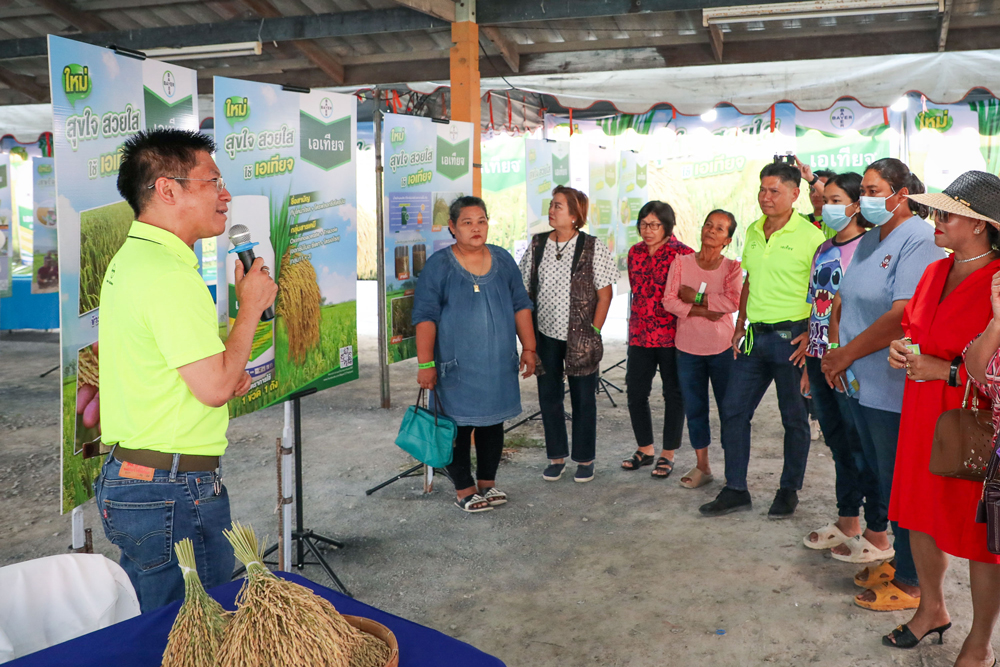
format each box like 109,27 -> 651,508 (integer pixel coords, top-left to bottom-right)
10,572 -> 505,667
0,275 -> 59,330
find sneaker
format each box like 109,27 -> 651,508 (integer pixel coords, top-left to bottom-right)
699,487 -> 752,517
542,462 -> 566,481
810,418 -> 822,441
574,463 -> 595,483
768,488 -> 799,519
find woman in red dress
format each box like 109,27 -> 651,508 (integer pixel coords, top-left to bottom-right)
886,171 -> 1000,666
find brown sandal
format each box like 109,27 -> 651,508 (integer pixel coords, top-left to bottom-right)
854,581 -> 919,612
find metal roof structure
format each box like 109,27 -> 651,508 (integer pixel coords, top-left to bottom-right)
0,0 -> 998,108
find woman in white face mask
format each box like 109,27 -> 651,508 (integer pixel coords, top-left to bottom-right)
822,158 -> 947,614
802,172 -> 881,560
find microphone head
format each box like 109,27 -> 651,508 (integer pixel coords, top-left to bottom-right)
229,224 -> 251,247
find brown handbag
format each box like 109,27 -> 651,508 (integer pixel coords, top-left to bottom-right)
929,379 -> 996,482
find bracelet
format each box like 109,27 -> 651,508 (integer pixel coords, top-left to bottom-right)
809,174 -> 819,185
949,356 -> 961,387
418,361 -> 435,369
592,324 -> 601,334
827,343 -> 840,349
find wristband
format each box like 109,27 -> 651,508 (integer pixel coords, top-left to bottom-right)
418,361 -> 435,369
949,356 -> 961,387
827,343 -> 839,349
809,174 -> 819,185
592,324 -> 601,334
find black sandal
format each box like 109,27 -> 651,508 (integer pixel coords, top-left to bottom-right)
651,456 -> 674,479
621,451 -> 655,470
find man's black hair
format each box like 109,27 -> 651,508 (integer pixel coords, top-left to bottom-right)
759,162 -> 801,188
815,169 -> 837,181
117,129 -> 217,217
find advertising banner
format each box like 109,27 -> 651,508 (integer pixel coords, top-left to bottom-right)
587,144 -> 618,264
795,100 -> 895,178
48,35 -> 200,512
616,151 -> 648,291
31,157 -> 58,293
382,113 -> 473,364
0,154 -> 10,296
213,77 -> 359,417
480,135 -> 527,259
906,101 -> 986,193
525,139 -> 570,236
11,153 -> 33,270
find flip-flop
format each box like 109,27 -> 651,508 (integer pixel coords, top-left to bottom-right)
679,466 -> 714,489
854,581 -> 919,612
854,560 -> 896,589
803,522 -> 851,550
831,535 -> 895,564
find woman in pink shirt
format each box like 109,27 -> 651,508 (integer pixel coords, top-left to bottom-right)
662,210 -> 743,488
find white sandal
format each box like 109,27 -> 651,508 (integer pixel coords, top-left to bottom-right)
482,487 -> 507,506
830,534 -> 895,563
803,522 -> 851,550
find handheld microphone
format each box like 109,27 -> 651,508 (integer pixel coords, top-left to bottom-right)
228,224 -> 275,322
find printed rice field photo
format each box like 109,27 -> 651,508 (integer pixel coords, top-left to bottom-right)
386,289 -> 417,363
432,191 -> 464,229
62,342 -> 102,513
481,183 -> 527,256
79,200 -> 133,314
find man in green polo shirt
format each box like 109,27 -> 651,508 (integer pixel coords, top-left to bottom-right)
93,129 -> 276,611
700,161 -> 825,519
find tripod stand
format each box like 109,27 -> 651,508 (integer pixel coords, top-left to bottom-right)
239,392 -> 351,596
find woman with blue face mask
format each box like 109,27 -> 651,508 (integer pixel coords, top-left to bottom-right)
802,172 -> 880,559
823,158 -> 946,613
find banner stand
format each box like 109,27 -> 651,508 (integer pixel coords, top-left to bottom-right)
238,390 -> 351,596
374,99 -> 391,410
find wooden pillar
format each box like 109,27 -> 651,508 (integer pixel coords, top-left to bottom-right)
450,12 -> 481,195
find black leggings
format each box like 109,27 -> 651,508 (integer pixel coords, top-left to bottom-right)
446,423 -> 505,491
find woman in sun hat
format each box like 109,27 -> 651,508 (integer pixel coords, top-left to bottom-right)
880,170 -> 1000,659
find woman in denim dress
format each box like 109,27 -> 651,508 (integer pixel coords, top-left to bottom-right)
412,196 -> 536,513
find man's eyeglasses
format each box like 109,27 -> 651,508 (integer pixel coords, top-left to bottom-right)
639,222 -> 663,231
147,176 -> 227,192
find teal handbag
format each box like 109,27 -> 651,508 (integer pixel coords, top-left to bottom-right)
395,389 -> 456,468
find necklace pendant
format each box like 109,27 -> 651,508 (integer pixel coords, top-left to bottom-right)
556,252 -> 562,260
474,284 -> 480,293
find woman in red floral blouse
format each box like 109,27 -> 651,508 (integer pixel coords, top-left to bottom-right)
621,201 -> 694,478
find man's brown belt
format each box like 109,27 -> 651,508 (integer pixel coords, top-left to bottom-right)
114,446 -> 220,473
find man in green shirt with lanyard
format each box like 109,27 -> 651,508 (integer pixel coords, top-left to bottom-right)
700,161 -> 825,518
94,129 -> 277,611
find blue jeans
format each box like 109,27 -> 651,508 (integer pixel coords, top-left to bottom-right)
844,398 -> 918,587
677,349 -> 732,450
536,332 -> 598,463
720,325 -> 811,492
805,357 -> 882,523
93,453 -> 234,612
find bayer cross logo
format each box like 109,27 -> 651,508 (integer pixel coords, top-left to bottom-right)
830,106 -> 854,129
448,125 -> 459,141
320,97 -> 333,118
161,71 -> 175,98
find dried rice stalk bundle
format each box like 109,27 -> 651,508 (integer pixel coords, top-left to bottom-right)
78,344 -> 99,387
161,539 -> 229,667
216,523 -> 360,667
275,250 -> 321,364
349,632 -> 392,667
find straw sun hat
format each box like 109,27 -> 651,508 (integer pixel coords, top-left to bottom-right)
907,170 -> 1000,229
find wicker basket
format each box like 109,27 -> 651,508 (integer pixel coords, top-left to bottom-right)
343,615 -> 399,667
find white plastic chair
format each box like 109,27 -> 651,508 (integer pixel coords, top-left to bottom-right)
0,553 -> 141,663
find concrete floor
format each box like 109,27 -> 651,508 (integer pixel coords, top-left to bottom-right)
0,301 -> 983,667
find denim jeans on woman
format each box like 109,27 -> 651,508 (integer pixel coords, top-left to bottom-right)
676,349 -> 732,450
844,398 -> 918,587
536,332 -> 597,462
719,323 -> 811,492
93,452 -> 234,612
805,356 -> 882,524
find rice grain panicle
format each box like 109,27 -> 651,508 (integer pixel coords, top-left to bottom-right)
161,538 -> 229,667
275,250 -> 322,364
217,522 -> 389,667
78,344 -> 99,388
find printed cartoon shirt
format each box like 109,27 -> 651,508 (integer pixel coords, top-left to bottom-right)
628,236 -> 694,348
806,233 -> 865,357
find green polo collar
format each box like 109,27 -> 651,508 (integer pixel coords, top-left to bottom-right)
128,221 -> 198,269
